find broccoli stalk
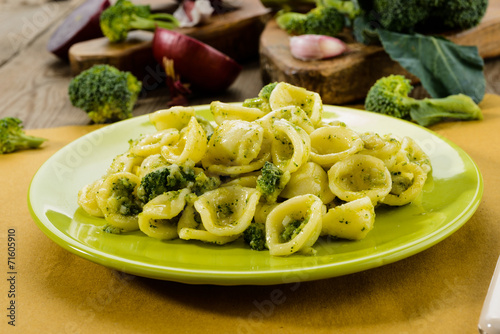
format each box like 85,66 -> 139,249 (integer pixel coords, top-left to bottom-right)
256,161 -> 291,203
100,0 -> 178,43
364,75 -> 483,127
68,64 -> 142,124
276,6 -> 346,37
243,222 -> 267,251
0,117 -> 46,154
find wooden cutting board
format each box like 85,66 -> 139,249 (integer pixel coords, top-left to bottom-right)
68,0 -> 271,79
260,0 -> 500,105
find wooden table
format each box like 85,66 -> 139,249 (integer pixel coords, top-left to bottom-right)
1,0 -> 500,129
1,1 -> 500,334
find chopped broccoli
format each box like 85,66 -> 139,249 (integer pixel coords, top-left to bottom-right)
256,161 -> 291,203
111,177 -> 143,216
68,64 -> 142,124
276,6 -> 346,37
364,75 -> 483,127
137,164 -> 195,202
363,0 -> 488,33
100,0 -> 178,43
279,219 -> 305,243
242,82 -> 278,112
0,117 -> 46,154
191,171 -> 221,196
243,222 -> 267,251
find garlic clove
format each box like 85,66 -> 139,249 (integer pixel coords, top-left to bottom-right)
289,34 -> 347,61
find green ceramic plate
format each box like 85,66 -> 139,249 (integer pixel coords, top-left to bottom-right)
28,105 -> 483,285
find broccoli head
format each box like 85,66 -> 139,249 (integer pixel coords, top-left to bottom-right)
276,6 -> 346,37
365,75 -> 483,127
256,161 -> 291,203
365,0 -> 488,33
243,222 -> 267,251
100,0 -> 178,43
68,64 -> 142,124
137,164 -> 195,202
0,117 -> 46,154
427,0 -> 489,31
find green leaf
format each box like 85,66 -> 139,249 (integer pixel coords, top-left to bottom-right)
379,29 -> 485,103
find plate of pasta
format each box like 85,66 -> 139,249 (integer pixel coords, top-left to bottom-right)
28,83 -> 483,285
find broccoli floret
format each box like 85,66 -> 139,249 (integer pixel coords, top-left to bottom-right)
256,161 -> 291,203
0,117 -> 46,154
100,0 -> 178,43
243,222 -> 267,251
68,64 -> 142,124
138,164 -> 195,202
364,75 -> 483,127
316,0 -> 362,20
276,6 -> 345,37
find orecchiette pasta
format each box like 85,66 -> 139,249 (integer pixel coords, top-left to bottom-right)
194,185 -> 261,236
78,82 -> 432,257
327,154 -> 392,204
266,194 -> 323,256
138,188 -> 191,240
322,196 -> 375,240
95,172 -> 142,232
309,124 -> 364,168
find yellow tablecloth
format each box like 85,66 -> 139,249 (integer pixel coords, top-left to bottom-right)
1,95 -> 500,333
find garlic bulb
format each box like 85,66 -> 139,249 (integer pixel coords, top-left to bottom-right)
289,34 -> 347,61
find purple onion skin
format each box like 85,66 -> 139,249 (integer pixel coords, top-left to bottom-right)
47,0 -> 110,61
153,27 -> 242,93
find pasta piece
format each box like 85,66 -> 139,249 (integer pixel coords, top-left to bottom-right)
149,106 -> 195,131
381,162 -> 428,206
129,129 -> 179,157
254,202 -> 279,225
258,105 -> 315,134
96,172 -> 143,232
138,188 -> 190,240
161,116 -> 207,165
398,137 -> 432,174
271,119 -> 311,174
327,154 -> 392,204
358,132 -> 402,169
106,152 -> 144,175
202,120 -> 270,175
266,194 -> 323,256
194,185 -> 261,236
210,101 -> 267,125
177,204 -> 239,245
220,172 -> 260,188
78,178 -> 105,217
322,197 -> 375,240
268,82 -> 323,126
309,125 -> 364,168
280,162 -> 335,204
136,154 -> 169,179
